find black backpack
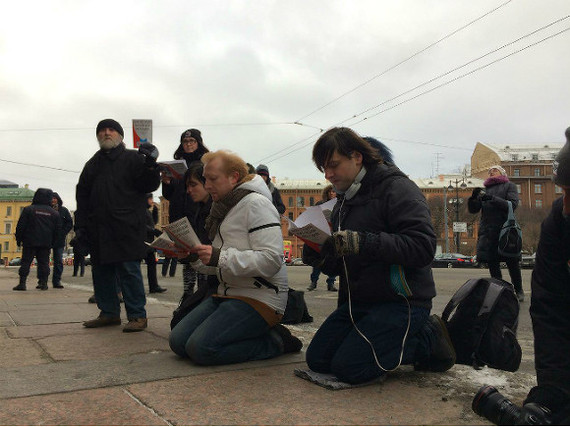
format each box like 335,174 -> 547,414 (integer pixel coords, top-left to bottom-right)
442,277 -> 521,372
281,289 -> 313,324
498,201 -> 522,258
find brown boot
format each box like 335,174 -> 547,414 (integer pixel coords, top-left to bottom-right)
123,318 -> 147,333
83,316 -> 121,328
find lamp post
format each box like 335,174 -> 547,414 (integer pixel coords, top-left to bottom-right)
443,186 -> 449,253
448,178 -> 467,253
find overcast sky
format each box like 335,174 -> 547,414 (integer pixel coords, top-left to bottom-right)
1,0 -> 569,211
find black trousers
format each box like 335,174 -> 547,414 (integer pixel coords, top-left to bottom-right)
162,257 -> 177,277
19,246 -> 51,282
144,250 -> 159,291
488,258 -> 522,292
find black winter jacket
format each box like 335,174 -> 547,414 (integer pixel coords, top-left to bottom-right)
16,188 -> 61,248
468,178 -> 519,262
52,193 -> 73,248
267,181 -> 286,214
75,143 -> 161,265
161,151 -> 203,222
304,163 -> 437,309
529,197 -> 570,395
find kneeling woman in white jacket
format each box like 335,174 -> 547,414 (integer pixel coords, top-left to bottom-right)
169,150 -> 301,365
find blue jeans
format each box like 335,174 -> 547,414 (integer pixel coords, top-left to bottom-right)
52,246 -> 64,285
306,301 -> 432,384
169,297 -> 282,365
92,261 -> 146,319
310,266 -> 336,287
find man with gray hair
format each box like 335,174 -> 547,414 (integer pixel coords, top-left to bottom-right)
75,119 -> 160,332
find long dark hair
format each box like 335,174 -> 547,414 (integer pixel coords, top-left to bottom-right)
174,128 -> 209,160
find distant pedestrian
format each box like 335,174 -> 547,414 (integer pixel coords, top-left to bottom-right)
145,193 -> 166,293
308,184 -> 338,292
13,188 -> 61,291
468,165 -> 524,301
75,118 -> 160,332
50,192 -> 73,289
72,250 -> 85,277
161,257 -> 177,277
256,164 -> 286,214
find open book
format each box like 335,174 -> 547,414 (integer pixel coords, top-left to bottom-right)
284,198 -> 337,251
148,217 -> 201,258
158,159 -> 188,180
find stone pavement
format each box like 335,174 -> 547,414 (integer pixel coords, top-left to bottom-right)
0,267 -> 535,425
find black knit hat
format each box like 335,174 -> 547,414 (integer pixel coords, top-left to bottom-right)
256,164 -> 270,177
553,127 -> 570,186
180,128 -> 203,144
96,119 -> 124,137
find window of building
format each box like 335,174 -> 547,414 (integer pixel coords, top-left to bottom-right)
516,184 -> 521,194
309,197 -> 315,206
3,242 -> 8,252
297,196 -> 305,207
513,169 -> 520,177
555,185 -> 563,194
511,154 -> 519,161
532,153 -> 539,161
5,223 -> 11,234
288,197 -> 293,207
534,168 -> 540,177
535,199 -> 543,208
288,212 -> 294,220
534,184 -> 542,194
6,206 -> 12,216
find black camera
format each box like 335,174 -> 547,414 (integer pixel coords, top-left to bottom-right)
472,385 -> 552,425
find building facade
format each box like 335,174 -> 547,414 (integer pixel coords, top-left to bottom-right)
471,142 -> 564,209
0,181 -> 35,264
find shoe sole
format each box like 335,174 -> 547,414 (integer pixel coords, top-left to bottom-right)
83,320 -> 121,328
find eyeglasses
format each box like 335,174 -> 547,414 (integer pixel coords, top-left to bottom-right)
183,139 -> 198,145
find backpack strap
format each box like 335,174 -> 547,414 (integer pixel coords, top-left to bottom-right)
441,278 -> 481,322
470,279 -> 509,368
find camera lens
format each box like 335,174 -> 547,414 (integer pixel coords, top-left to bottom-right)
472,385 -> 522,426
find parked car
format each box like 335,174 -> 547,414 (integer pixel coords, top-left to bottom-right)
520,252 -> 536,269
287,257 -> 305,266
84,255 -> 91,266
432,253 -> 476,268
9,257 -> 22,266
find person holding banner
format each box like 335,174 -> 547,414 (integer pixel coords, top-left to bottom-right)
76,119 -> 160,333
161,129 -> 209,301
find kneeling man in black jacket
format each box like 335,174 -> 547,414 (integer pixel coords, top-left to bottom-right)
303,127 -> 455,384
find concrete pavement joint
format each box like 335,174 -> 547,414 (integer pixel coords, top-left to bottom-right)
123,387 -> 174,426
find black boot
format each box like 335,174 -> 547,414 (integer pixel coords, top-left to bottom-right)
149,286 -> 167,294
37,280 -> 48,291
53,281 -> 64,289
13,277 -> 27,291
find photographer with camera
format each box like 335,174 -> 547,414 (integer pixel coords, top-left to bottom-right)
468,165 -> 523,301
472,128 -> 570,426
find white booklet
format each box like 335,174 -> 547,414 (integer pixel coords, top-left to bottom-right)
284,201 -> 335,251
148,217 -> 201,257
158,159 -> 188,180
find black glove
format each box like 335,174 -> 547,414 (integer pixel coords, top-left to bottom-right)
480,194 -> 493,202
73,229 -> 90,257
138,142 -> 159,167
472,187 -> 483,198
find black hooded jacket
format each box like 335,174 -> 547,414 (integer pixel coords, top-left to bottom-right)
75,143 -> 161,265
52,192 -> 73,248
162,151 -> 204,222
16,188 -> 61,248
303,163 -> 437,309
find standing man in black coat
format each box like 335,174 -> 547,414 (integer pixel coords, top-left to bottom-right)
75,119 -> 161,333
521,129 -> 570,424
468,165 -> 523,301
13,188 -> 61,291
144,193 -> 166,294
50,192 -> 73,289
255,164 -> 286,214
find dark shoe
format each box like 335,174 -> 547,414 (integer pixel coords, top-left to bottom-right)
149,286 -> 167,294
123,318 -> 147,332
415,314 -> 456,372
83,316 -> 121,328
516,290 -> 525,303
327,285 -> 338,292
13,283 -> 26,291
53,282 -> 64,289
88,295 -> 97,304
72,274 -> 77,277
273,324 -> 302,353
307,282 -> 317,291
37,281 -> 48,291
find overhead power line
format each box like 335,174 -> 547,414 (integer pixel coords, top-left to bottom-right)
0,158 -> 80,173
294,0 -> 514,124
